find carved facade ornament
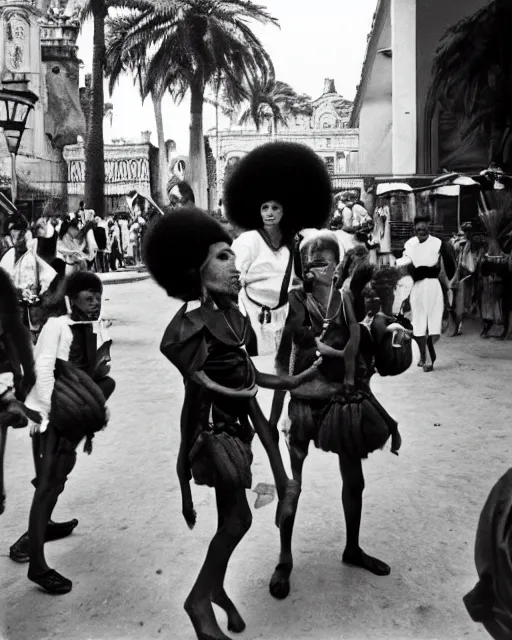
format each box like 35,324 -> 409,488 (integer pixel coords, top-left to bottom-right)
4,11 -> 31,73
63,143 -> 152,196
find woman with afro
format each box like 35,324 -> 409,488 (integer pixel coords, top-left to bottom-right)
143,206 -> 322,640
224,142 -> 332,358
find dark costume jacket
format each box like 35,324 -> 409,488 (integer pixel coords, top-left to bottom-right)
161,302 -> 255,489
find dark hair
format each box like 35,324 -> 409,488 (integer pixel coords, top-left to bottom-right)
336,245 -> 369,288
143,206 -> 231,301
0,265 -> 20,316
301,234 -> 340,265
223,142 -> 332,244
5,216 -> 28,235
65,271 -> 103,299
79,201 -> 84,208
370,266 -> 401,315
176,181 -> 195,204
414,215 -> 431,226
59,217 -> 79,239
350,262 -> 376,321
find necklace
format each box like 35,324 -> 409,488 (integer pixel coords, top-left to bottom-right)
221,309 -> 245,347
307,279 -> 342,336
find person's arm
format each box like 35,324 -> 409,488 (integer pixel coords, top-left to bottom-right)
341,291 -> 360,385
31,317 -> 61,422
176,381 -> 200,529
396,240 -> 413,270
190,370 -> 257,398
255,357 -> 321,390
232,233 -> 254,283
342,208 -> 357,233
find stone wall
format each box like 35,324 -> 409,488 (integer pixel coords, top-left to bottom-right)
209,128 -> 360,196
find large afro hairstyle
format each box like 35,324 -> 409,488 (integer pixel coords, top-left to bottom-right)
142,206 -> 232,301
223,142 -> 332,242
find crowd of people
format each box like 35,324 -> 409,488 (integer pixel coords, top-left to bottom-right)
0,143 -> 509,640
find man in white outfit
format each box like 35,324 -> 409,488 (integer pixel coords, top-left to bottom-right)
396,215 -> 448,372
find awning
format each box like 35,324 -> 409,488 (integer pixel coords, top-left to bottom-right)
434,185 -> 460,197
376,182 -> 413,196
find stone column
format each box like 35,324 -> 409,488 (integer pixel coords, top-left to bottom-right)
391,0 -> 417,175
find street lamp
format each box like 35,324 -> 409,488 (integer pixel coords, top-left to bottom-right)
0,85 -> 38,202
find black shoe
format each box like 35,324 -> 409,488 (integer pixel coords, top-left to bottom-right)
10,519 -> 79,563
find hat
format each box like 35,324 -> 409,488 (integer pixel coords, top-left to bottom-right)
464,468 -> 512,639
143,207 -> 232,301
223,142 -> 332,240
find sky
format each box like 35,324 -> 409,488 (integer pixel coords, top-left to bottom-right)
76,0 -> 377,154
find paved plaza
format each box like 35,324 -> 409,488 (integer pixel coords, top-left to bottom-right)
1,278 -> 508,640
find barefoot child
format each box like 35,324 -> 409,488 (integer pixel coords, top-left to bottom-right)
143,207 -> 320,640
267,233 -> 409,600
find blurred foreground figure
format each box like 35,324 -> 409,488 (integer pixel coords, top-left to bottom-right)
464,468 -> 512,639
0,266 -> 40,514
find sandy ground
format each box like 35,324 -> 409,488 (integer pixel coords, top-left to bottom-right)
1,279 -> 510,640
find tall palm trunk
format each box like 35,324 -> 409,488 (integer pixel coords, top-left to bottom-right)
84,0 -> 107,218
151,89 -> 167,206
189,78 -> 207,209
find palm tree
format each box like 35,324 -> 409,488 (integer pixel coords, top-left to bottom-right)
113,0 -> 278,208
430,0 -> 512,172
105,13 -> 182,206
238,73 -> 298,137
80,0 -> 174,215
82,0 -> 108,217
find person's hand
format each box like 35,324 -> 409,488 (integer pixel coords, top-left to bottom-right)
315,338 -> 334,357
293,357 -> 322,384
4,400 -> 29,429
182,499 -> 196,530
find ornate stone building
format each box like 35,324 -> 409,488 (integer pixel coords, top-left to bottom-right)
0,0 -> 171,217
0,0 -> 85,217
208,79 -> 361,198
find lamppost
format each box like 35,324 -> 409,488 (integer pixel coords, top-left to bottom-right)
0,84 -> 38,202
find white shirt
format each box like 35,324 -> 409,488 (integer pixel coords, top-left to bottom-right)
397,235 -> 442,268
232,230 -> 294,308
25,315 -> 110,430
0,244 -> 57,296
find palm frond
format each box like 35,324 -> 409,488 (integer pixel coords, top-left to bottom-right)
430,0 -> 512,138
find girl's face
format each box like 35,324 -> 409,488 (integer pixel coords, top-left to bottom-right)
260,201 -> 284,228
303,248 -> 338,293
71,289 -> 102,320
201,242 -> 241,298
